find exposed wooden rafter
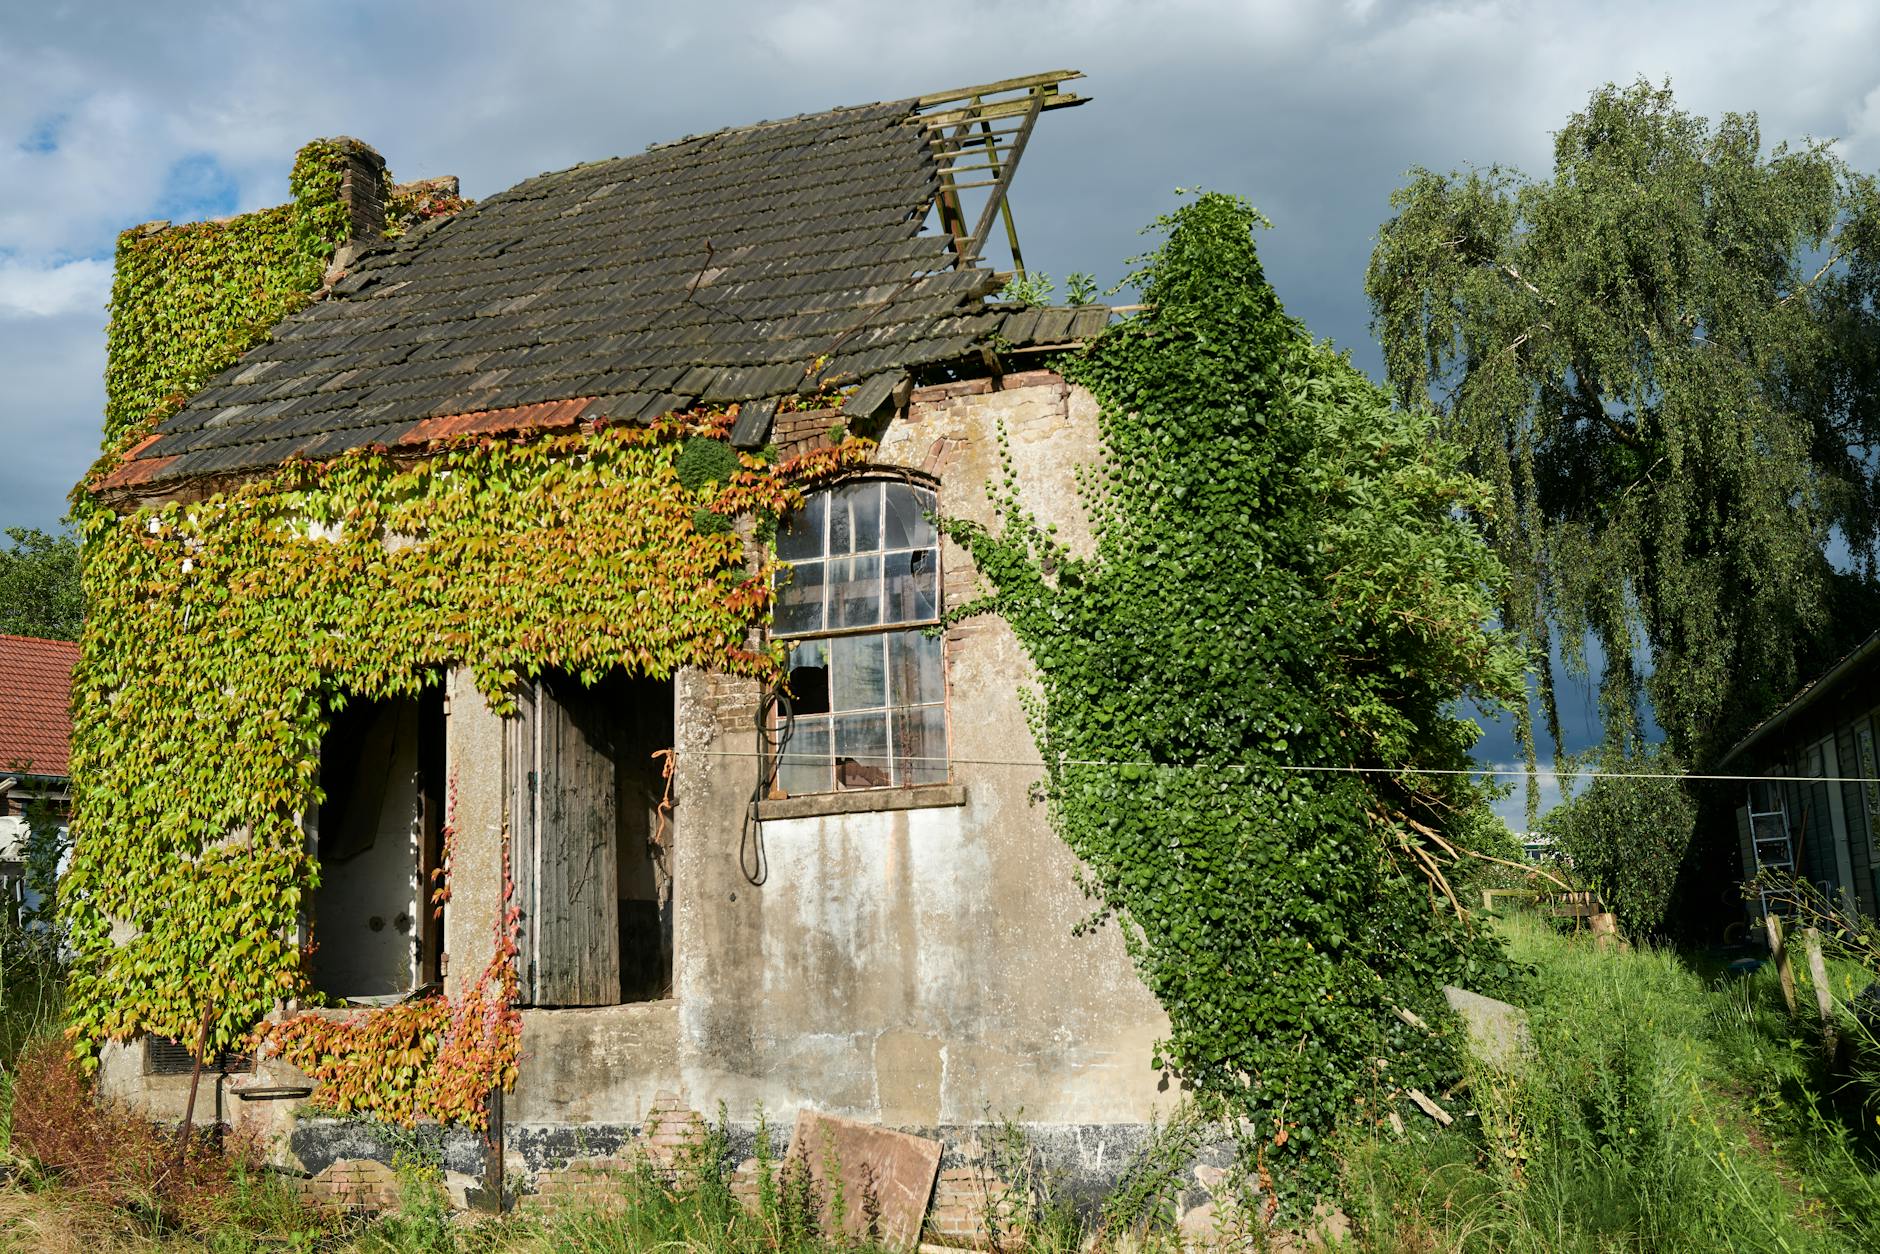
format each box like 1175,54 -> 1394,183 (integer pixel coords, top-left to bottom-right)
914,70 -> 1087,274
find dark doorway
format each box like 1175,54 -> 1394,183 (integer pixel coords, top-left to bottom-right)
309,688 -> 446,999
507,671 -> 674,1007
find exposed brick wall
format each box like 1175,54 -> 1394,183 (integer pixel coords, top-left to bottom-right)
924,1165 -> 1013,1247
525,1091 -> 709,1211
698,671 -> 762,734
336,141 -> 389,242
772,406 -> 845,460
292,1157 -> 401,1212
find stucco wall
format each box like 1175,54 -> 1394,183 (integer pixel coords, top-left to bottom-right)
524,369 -> 1168,1129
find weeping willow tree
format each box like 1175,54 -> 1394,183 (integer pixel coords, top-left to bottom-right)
1369,80 -> 1880,777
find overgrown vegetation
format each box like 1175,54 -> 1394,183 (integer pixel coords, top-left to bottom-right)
1370,80 -> 1880,773
1542,745 -> 1696,936
1341,911 -> 1880,1251
65,411 -> 866,1119
949,191 -> 1526,1204
101,139 -> 362,447
7,910 -> 1878,1251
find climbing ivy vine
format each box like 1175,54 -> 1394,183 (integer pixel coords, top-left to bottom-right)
948,192 -> 1525,1201
101,139 -> 363,445
65,413 -> 866,1124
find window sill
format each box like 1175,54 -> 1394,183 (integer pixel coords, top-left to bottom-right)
756,783 -> 966,821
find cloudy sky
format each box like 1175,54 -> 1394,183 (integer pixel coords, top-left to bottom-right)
5,0 -> 1877,813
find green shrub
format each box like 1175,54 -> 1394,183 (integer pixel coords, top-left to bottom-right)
692,507 -> 735,536
1543,746 -> 1694,936
675,436 -> 739,492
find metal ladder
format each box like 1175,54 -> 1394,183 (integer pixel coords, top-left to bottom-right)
1743,786 -> 1797,923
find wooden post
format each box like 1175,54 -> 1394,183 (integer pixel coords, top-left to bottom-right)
1590,912 -> 1620,950
1765,913 -> 1799,1017
1800,927 -> 1839,1062
173,1003 -> 214,1176
479,1083 -> 506,1212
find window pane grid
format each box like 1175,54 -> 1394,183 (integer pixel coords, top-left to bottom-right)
772,480 -> 947,795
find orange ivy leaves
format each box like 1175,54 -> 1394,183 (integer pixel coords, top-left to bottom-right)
255,815 -> 523,1130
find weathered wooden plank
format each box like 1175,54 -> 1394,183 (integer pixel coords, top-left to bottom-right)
505,681 -> 540,1002
914,69 -> 1084,107
535,677 -> 620,1006
788,1109 -> 942,1246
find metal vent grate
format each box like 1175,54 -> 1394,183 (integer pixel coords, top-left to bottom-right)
145,1035 -> 254,1076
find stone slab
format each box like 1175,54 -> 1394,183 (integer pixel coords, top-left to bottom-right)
1443,985 -> 1531,1071
788,1109 -> 942,1246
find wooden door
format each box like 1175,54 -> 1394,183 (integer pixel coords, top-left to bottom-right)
509,675 -> 620,1006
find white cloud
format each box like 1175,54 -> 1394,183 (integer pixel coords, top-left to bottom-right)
0,257 -> 111,319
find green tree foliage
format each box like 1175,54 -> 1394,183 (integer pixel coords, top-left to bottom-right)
1368,80 -> 1880,769
0,526 -> 83,640
1543,746 -> 1696,936
948,192 -> 1525,1197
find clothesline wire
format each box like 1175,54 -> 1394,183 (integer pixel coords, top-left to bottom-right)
696,749 -> 1870,786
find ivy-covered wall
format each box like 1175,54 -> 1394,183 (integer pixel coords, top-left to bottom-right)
68,416 -> 866,1127
100,139 -> 365,447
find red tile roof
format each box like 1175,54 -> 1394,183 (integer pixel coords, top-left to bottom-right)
0,634 -> 79,778
96,396 -> 601,491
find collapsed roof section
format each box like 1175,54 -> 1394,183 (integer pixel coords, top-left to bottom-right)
104,72 -> 1092,493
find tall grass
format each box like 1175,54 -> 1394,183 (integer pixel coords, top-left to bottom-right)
0,914 -> 65,1071
1341,912 -> 1880,1252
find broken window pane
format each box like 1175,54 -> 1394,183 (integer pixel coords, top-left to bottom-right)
773,560 -> 825,635
829,555 -> 882,628
884,548 -> 939,623
883,481 -> 937,549
828,481 -> 880,555
779,716 -> 832,796
777,491 -> 826,561
893,706 -> 947,785
887,630 -> 944,706
834,713 -> 892,788
785,640 -> 831,715
831,633 -> 886,711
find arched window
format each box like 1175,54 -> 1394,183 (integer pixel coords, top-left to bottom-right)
771,478 -> 947,793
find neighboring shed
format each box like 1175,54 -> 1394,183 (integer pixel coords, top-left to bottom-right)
0,633 -> 78,918
1718,628 -> 1880,916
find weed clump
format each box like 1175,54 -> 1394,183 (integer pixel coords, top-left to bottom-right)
4,1036 -> 324,1245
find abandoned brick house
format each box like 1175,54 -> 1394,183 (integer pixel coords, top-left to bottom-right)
87,73 -> 1179,1203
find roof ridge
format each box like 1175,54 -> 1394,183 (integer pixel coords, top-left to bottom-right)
640,96 -> 917,156
0,633 -> 79,651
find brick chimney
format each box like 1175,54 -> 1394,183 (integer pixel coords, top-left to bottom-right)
332,139 -> 389,242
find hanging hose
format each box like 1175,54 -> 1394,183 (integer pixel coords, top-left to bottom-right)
740,690 -> 793,886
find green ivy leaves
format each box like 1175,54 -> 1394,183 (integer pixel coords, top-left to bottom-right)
947,192 -> 1524,1205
